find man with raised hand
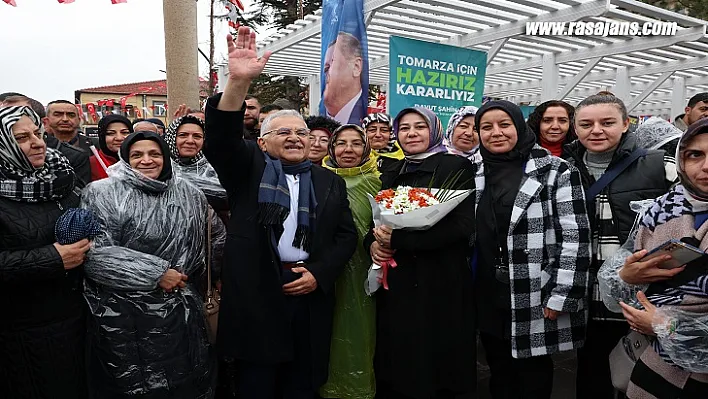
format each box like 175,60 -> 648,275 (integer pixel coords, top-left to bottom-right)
203,27 -> 357,398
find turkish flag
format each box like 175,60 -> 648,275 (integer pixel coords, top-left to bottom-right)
58,0 -> 75,4
86,103 -> 97,122
111,0 -> 127,4
3,0 -> 17,6
106,100 -> 114,108
119,96 -> 128,110
227,0 -> 244,11
75,104 -> 85,121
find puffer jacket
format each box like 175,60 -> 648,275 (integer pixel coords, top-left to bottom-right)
0,189 -> 88,399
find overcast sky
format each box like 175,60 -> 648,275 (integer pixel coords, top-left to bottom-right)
0,0 -> 266,105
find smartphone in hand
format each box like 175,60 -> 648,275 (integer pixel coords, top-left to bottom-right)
640,239 -> 706,269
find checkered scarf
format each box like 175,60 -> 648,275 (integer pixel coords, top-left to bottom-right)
362,113 -> 397,153
164,115 -> 206,166
444,106 -> 479,157
0,106 -> 75,202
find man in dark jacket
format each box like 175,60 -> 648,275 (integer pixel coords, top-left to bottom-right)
44,100 -> 92,152
673,92 -> 708,133
1,95 -> 91,188
203,27 -> 357,398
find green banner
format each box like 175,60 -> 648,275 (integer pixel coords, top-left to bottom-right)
389,36 -> 487,127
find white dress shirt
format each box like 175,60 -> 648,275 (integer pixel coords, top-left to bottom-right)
331,90 -> 363,125
278,174 -> 310,262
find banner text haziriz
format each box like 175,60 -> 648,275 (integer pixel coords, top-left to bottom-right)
396,67 -> 477,91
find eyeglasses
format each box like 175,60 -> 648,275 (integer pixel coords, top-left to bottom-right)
333,141 -> 365,149
262,128 -> 310,138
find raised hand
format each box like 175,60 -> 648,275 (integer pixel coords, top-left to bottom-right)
226,26 -> 272,83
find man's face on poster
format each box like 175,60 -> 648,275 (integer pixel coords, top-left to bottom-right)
323,33 -> 362,116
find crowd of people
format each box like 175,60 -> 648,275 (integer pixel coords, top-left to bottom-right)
1,26 -> 708,399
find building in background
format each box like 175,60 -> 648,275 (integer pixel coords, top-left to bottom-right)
75,79 -> 209,138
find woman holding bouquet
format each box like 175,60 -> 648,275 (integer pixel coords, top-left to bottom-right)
364,107 -> 476,399
320,124 -> 381,399
473,100 -> 591,399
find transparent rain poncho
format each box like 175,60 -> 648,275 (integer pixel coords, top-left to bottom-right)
598,199 -> 656,312
173,157 -> 227,201
80,161 -> 220,398
598,197 -> 708,373
320,158 -> 381,399
632,117 -> 682,152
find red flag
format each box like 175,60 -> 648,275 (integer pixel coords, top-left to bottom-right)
111,0 -> 127,4
227,0 -> 244,12
136,109 -> 142,118
75,104 -> 85,121
3,0 -> 17,6
58,0 -> 75,4
106,100 -> 114,108
86,103 -> 97,122
119,96 -> 128,110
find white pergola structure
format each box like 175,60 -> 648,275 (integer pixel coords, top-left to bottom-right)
251,0 -> 708,119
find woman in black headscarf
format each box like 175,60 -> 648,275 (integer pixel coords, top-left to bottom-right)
81,132 -> 219,399
91,114 -> 133,181
473,100 -> 591,399
0,106 -> 89,398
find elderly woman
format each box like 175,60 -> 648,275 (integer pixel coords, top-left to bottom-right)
444,106 -> 481,163
526,100 -> 577,157
632,116 -> 683,160
362,113 -> 404,171
564,94 -> 677,399
472,100 -> 591,398
306,115 -> 341,165
320,124 -> 381,399
599,118 -> 708,398
91,114 -> 133,181
0,106 -> 90,398
81,131 -> 221,399
363,107 -> 476,399
164,114 -> 228,216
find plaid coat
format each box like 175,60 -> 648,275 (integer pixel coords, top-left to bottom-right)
473,147 -> 592,358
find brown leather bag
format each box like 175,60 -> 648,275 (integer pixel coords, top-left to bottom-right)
204,209 -> 220,344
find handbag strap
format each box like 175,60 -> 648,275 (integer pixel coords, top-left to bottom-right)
206,207 -> 213,297
586,148 -> 648,200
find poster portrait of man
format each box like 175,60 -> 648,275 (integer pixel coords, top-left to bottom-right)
319,0 -> 369,126
323,32 -> 365,124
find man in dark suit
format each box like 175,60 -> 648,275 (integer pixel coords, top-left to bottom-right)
203,27 -> 357,399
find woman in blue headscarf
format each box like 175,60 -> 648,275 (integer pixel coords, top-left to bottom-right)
363,107 -> 477,399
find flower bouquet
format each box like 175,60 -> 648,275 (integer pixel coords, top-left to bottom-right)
365,177 -> 472,295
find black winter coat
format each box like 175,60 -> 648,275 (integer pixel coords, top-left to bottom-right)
46,135 -> 91,188
203,95 -> 358,389
363,153 -> 477,398
0,189 -> 87,399
565,134 -> 671,246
